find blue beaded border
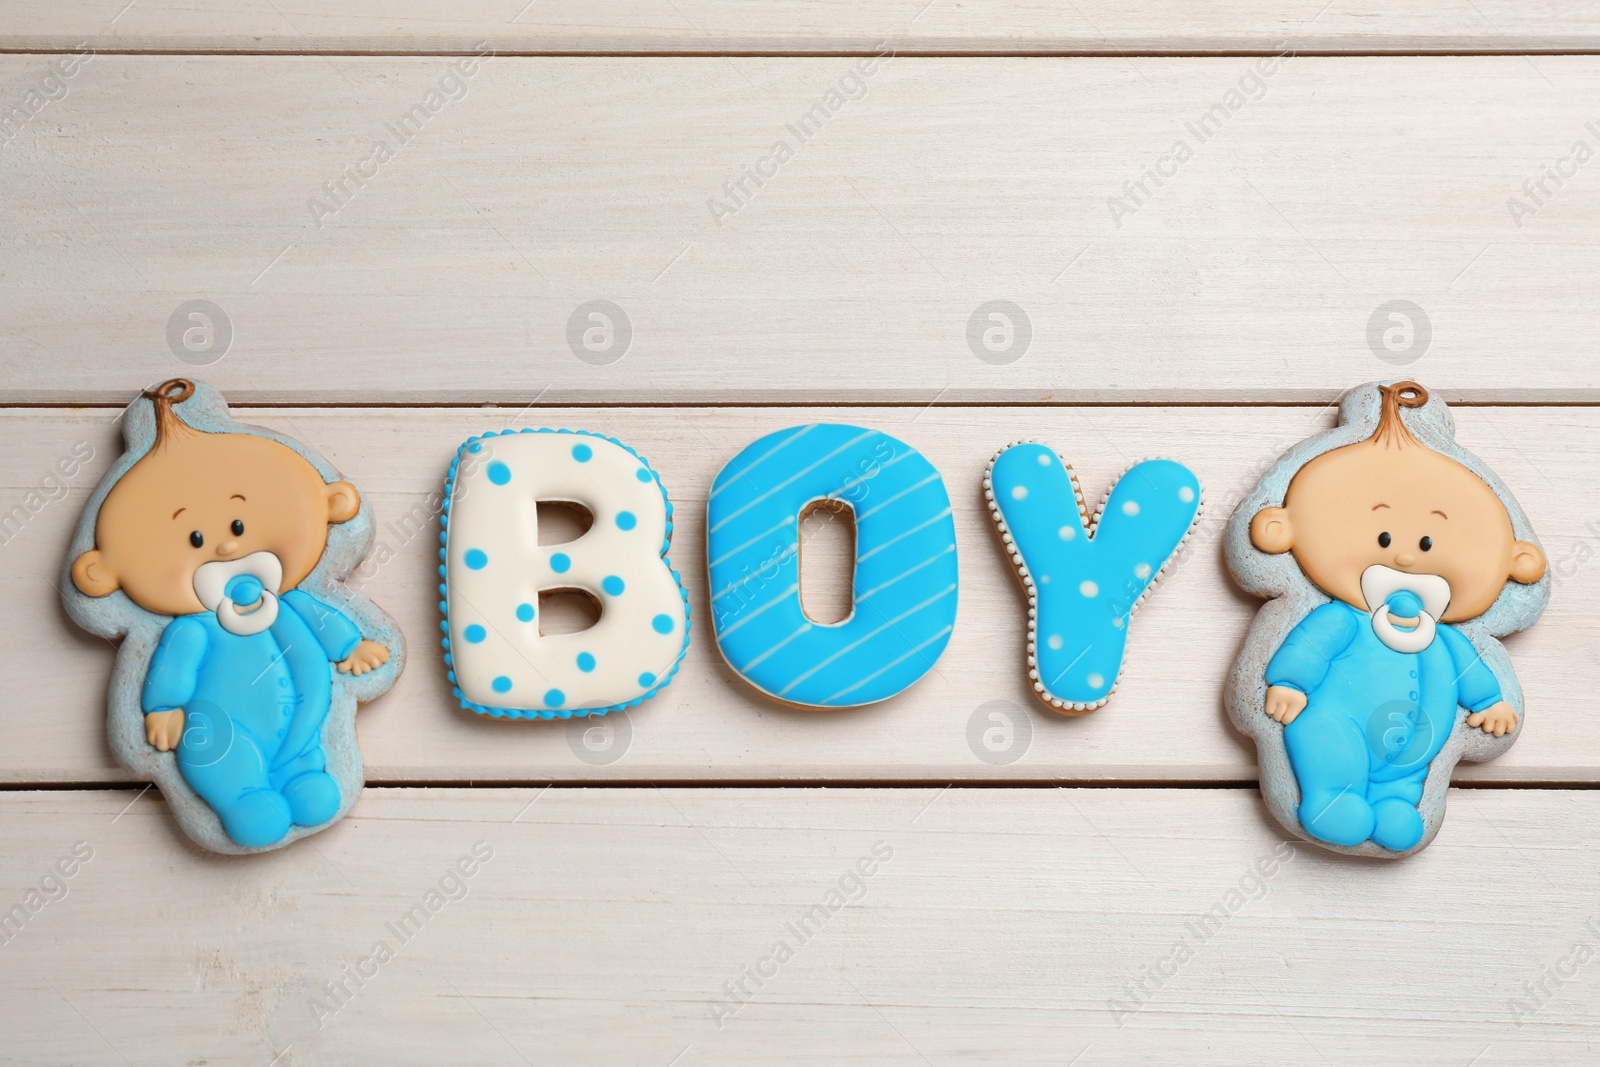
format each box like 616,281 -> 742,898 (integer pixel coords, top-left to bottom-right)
439,427 -> 692,721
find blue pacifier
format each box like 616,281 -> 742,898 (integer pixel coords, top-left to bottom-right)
1385,591 -> 1424,625
224,574 -> 265,606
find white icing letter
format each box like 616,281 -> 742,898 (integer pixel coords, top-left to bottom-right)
442,430 -> 689,719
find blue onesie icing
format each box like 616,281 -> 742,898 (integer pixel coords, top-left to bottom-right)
707,424 -> 958,707
987,446 -> 1202,710
1268,601 -> 1501,851
144,590 -> 359,847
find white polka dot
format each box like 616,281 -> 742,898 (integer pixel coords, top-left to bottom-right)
1058,525 -> 1076,541
1037,453 -> 1052,466
1134,562 -> 1152,580
1122,500 -> 1140,516
1011,485 -> 1028,500
1178,486 -> 1195,503
1039,574 -> 1051,584
1112,617 -> 1125,629
1079,580 -> 1098,597
1047,634 -> 1064,650
1087,672 -> 1105,689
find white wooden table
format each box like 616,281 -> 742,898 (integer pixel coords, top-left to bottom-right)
3,4 -> 1599,1063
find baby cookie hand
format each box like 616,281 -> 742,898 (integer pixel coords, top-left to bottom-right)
338,639 -> 390,676
146,708 -> 185,751
1467,700 -> 1519,737
1264,685 -> 1308,726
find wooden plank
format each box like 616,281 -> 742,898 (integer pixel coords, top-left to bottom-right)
7,1 -> 1600,55
2,786 -> 1597,1065
6,404 -> 1593,785
3,56 -> 1600,403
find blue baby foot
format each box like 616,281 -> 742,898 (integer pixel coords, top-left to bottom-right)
282,771 -> 341,827
218,788 -> 294,848
1370,797 -> 1426,851
1299,789 -> 1376,846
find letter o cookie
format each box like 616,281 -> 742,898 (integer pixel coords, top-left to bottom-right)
707,423 -> 958,708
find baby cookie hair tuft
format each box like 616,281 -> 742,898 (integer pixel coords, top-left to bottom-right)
1371,380 -> 1428,449
140,378 -> 201,449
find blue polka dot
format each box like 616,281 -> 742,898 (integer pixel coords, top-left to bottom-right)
615,511 -> 637,531
487,461 -> 511,485
550,552 -> 571,573
516,603 -> 535,622
638,672 -> 655,687
468,442 -> 483,454
572,444 -> 593,462
491,676 -> 512,694
464,624 -> 486,643
577,652 -> 596,672
602,575 -> 625,596
544,688 -> 565,707
464,548 -> 488,570
652,613 -> 674,634
635,468 -> 652,482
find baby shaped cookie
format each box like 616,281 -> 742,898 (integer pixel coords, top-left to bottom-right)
62,379 -> 404,853
1224,381 -> 1548,857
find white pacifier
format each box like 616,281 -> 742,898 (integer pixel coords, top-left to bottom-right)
1360,564 -> 1451,654
193,551 -> 283,636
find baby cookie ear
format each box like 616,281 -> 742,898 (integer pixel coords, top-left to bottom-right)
1509,540 -> 1548,584
324,480 -> 362,524
71,549 -> 121,597
1249,506 -> 1294,554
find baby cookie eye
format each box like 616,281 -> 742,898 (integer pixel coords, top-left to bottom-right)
1419,535 -> 1433,552
1377,531 -> 1392,548
231,519 -> 245,537
189,530 -> 204,548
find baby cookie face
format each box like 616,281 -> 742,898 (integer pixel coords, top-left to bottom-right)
72,428 -> 360,615
1250,433 -> 1546,621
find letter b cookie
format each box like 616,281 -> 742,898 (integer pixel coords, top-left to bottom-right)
441,429 -> 690,719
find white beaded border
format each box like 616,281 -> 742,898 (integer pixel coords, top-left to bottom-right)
983,442 -> 1205,714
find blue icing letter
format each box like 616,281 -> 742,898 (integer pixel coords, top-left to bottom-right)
986,444 -> 1201,712
707,424 -> 959,708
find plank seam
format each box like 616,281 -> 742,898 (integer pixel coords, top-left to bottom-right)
5,780 -> 1596,791
7,49 -> 1600,58
6,401 -> 1600,412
